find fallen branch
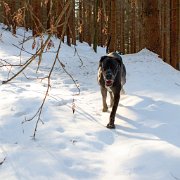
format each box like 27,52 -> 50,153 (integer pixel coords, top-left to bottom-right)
170,172 -> 180,180
0,157 -> 6,165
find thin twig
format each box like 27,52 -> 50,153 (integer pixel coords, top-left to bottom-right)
22,40 -> 61,139
73,46 -> 83,67
19,31 -> 26,64
12,43 -> 34,55
175,82 -> 180,87
0,58 -> 23,67
170,172 -> 180,180
57,57 -> 80,95
2,34 -> 52,84
22,72 -> 48,81
0,157 -> 6,165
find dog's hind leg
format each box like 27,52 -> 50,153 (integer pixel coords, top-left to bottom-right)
120,88 -> 125,95
101,87 -> 108,112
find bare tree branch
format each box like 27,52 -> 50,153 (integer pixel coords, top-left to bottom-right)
0,157 -> 6,165
2,34 -> 52,84
1,0 -> 81,138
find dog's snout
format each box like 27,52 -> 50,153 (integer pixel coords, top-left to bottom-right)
106,74 -> 112,80
106,72 -> 112,80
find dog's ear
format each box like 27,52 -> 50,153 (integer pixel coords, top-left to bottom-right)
99,56 -> 107,67
114,57 -> 123,67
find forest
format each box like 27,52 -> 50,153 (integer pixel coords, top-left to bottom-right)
0,1 -> 180,179
0,0 -> 179,69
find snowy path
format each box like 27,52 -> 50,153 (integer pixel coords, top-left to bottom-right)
0,27 -> 180,180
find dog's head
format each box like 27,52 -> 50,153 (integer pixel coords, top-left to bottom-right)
99,56 -> 120,87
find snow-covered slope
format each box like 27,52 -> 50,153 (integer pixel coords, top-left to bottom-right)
0,25 -> 180,180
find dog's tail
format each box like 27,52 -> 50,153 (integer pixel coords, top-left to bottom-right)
106,35 -> 111,54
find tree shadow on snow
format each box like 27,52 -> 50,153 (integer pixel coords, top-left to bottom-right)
115,94 -> 180,147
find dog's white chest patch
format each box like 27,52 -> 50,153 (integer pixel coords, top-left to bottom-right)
106,86 -> 112,92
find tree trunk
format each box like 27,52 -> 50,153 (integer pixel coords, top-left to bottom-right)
130,1 -> 136,53
109,0 -> 116,52
142,0 -> 161,55
93,0 -> 99,52
87,2 -> 92,46
32,0 -> 42,35
79,0 -> 83,43
170,0 -> 179,69
56,0 -> 65,41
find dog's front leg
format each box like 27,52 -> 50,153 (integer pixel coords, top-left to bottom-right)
110,92 -> 114,107
101,87 -> 108,112
107,93 -> 120,129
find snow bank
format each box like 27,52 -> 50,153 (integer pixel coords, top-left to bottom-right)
0,25 -> 180,180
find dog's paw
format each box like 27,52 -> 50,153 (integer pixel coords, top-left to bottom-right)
120,88 -> 125,95
102,107 -> 108,112
106,123 -> 115,129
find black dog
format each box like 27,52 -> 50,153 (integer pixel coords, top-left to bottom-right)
98,52 -> 126,128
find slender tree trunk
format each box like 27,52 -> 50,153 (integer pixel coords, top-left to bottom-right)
25,0 -> 31,31
164,0 -> 171,65
109,0 -> 116,52
11,0 -> 16,34
116,1 -> 121,52
66,1 -> 71,46
87,2 -> 92,46
32,0 -> 42,35
170,0 -> 179,69
120,1 -> 125,53
142,0 -> 161,55
0,1 -> 3,23
93,0 -> 99,52
79,0 -> 83,43
46,0 -> 52,30
70,0 -> 76,45
131,1 -> 136,53
56,0 -> 65,41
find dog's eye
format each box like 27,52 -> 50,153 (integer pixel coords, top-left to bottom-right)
110,64 -> 116,69
102,65 -> 107,71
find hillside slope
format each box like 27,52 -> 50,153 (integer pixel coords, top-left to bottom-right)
0,25 -> 180,180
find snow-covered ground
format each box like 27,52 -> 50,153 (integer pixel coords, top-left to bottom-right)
0,25 -> 180,180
